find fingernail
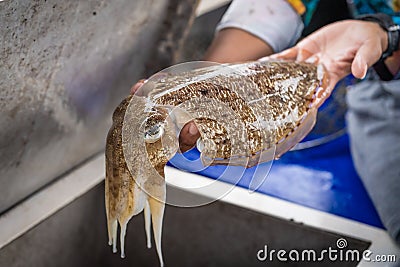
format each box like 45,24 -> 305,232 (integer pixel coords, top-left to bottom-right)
305,55 -> 318,64
360,63 -> 368,79
355,60 -> 368,79
188,123 -> 198,135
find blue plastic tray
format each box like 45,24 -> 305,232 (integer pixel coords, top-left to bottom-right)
168,133 -> 383,228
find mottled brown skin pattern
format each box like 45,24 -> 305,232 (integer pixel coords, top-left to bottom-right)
156,83 -> 257,159
106,96 -> 161,224
105,95 -> 132,228
106,94 -> 171,265
154,61 -> 321,159
250,62 -> 318,137
195,118 -> 232,159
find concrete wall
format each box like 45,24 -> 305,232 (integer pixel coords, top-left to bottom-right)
0,0 -> 197,213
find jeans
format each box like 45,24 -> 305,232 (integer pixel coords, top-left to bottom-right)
346,74 -> 400,246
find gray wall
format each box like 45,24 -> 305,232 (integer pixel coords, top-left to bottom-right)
0,0 -> 197,213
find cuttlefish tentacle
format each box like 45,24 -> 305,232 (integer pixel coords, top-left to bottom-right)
147,188 -> 165,267
111,221 -> 118,253
106,60 -> 329,266
141,126 -> 175,267
144,200 -> 152,249
106,94 -> 177,265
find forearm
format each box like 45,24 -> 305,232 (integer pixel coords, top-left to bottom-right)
203,28 -> 274,63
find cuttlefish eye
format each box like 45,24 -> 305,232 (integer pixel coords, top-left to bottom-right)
144,123 -> 165,143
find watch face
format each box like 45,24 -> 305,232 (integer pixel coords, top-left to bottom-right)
389,24 -> 400,31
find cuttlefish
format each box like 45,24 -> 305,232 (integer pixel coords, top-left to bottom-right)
105,60 -> 329,266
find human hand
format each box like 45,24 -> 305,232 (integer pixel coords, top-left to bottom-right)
274,20 -> 389,90
130,79 -> 147,94
130,80 -> 200,152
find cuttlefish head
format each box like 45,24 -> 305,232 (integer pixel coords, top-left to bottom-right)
142,105 -> 180,174
105,94 -> 178,266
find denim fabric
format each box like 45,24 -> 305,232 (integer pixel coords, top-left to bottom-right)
346,75 -> 400,245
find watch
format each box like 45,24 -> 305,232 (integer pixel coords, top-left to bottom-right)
358,13 -> 400,80
358,13 -> 400,60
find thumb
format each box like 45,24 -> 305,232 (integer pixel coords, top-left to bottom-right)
352,40 -> 383,79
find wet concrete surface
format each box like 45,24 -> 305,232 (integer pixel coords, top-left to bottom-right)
0,0 -> 197,213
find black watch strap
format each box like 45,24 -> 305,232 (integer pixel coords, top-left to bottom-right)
358,13 -> 400,60
373,60 -> 394,81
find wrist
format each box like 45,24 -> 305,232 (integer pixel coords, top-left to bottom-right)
357,13 -> 400,61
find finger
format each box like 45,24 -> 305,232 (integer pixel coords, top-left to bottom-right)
273,47 -> 299,60
352,40 -> 382,79
327,76 -> 340,94
130,79 -> 147,94
315,75 -> 335,108
321,60 -> 349,95
296,48 -> 314,62
179,122 -> 200,152
314,59 -> 344,107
